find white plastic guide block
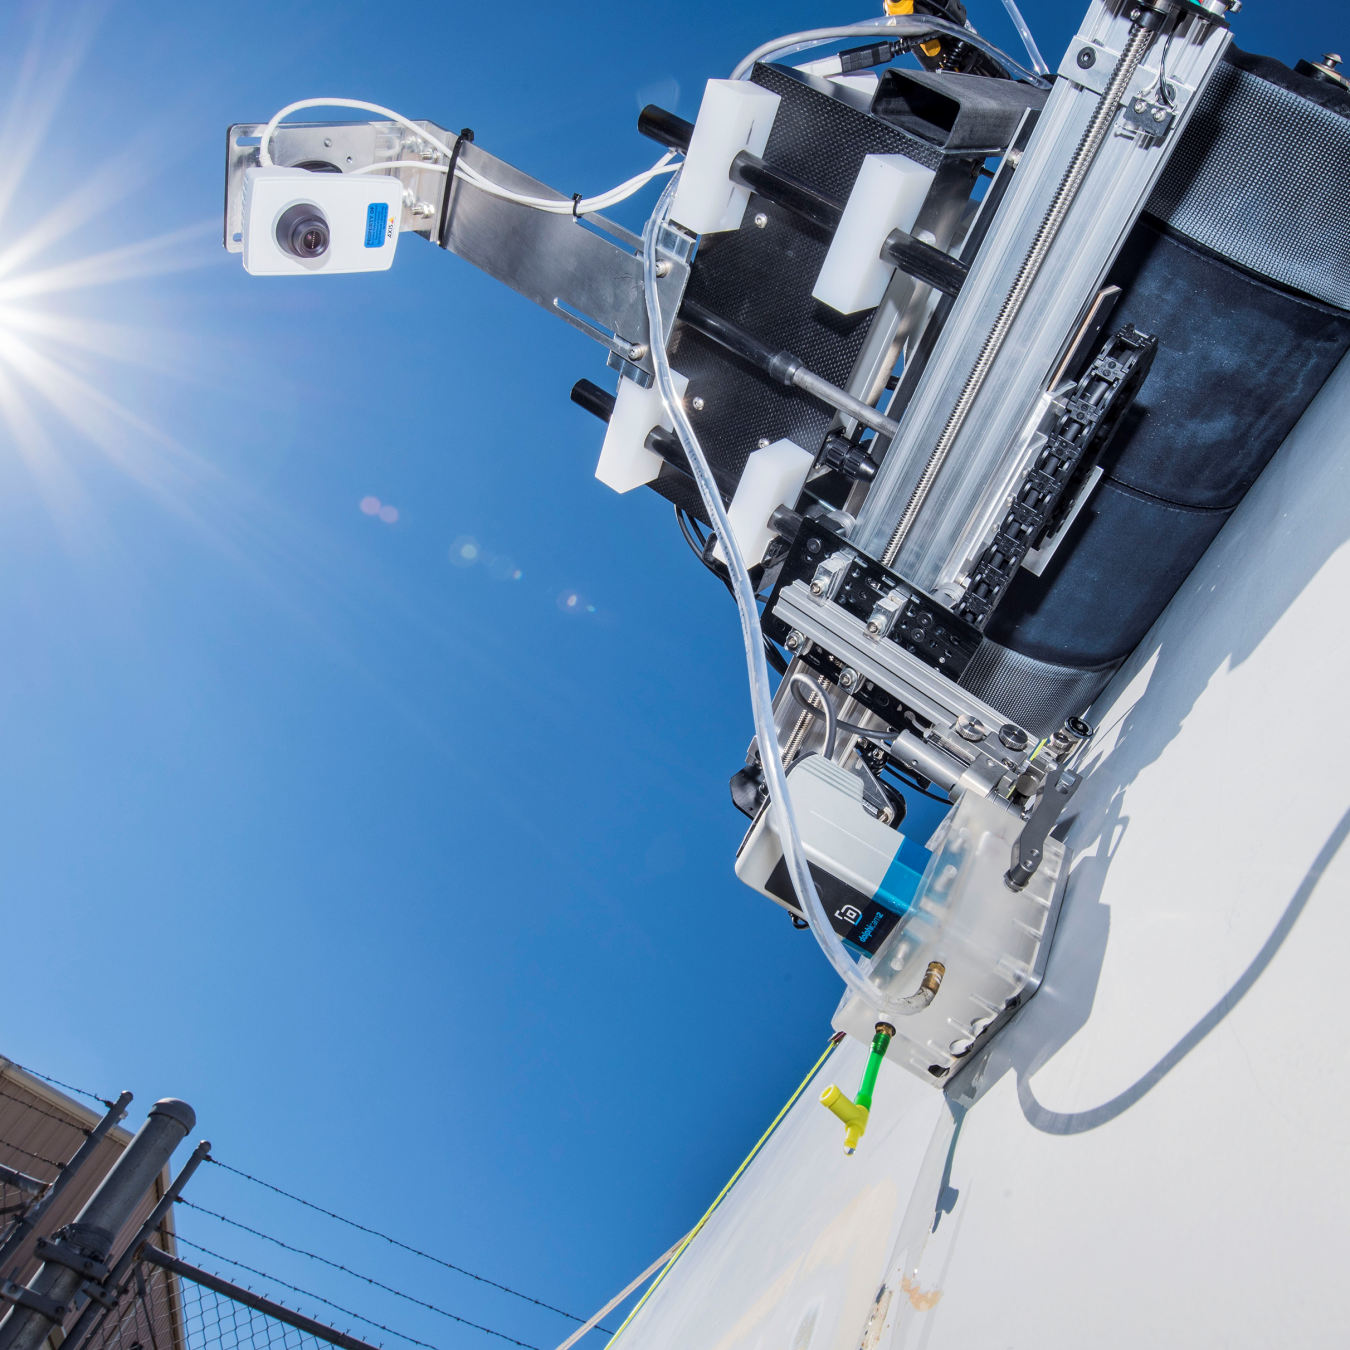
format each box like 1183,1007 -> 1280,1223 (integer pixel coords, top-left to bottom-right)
594,372 -> 688,494
713,438 -> 813,567
811,154 -> 936,314
670,80 -> 781,236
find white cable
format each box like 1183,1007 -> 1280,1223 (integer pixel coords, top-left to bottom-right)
641,176 -> 892,1012
999,0 -> 1050,77
350,160 -> 449,175
259,98 -> 678,217
731,14 -> 1049,86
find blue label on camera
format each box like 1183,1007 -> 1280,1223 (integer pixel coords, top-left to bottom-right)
364,202 -> 389,248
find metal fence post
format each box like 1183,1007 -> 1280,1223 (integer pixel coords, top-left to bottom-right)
59,1140 -> 212,1350
0,1093 -> 134,1271
0,1099 -> 194,1350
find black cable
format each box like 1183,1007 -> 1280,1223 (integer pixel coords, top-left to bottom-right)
879,762 -> 953,805
762,638 -> 788,677
202,1159 -> 595,1327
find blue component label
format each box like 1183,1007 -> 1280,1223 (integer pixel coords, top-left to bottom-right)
364,202 -> 389,248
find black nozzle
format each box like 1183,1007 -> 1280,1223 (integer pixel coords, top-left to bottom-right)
571,379 -> 616,423
638,105 -> 695,154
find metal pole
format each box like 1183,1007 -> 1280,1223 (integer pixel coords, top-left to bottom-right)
59,1140 -> 212,1350
0,1092 -> 133,1271
0,1099 -> 194,1350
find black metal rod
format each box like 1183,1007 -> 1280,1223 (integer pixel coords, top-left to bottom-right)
570,378 -> 615,422
140,1250 -> 381,1350
637,105 -> 694,154
645,427 -> 735,501
679,299 -> 899,438
678,299 -> 801,386
728,152 -> 843,233
879,228 -> 969,297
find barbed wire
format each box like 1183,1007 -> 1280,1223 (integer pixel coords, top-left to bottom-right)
173,1237 -> 542,1350
0,1086 -> 94,1134
180,1203 -> 609,1340
1,1061 -> 115,1109
0,1134 -> 67,1172
203,1160 -> 598,1328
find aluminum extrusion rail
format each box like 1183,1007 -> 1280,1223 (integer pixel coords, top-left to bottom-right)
880,19 -> 1155,566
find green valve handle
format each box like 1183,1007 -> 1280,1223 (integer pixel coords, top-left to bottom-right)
820,1023 -> 895,1154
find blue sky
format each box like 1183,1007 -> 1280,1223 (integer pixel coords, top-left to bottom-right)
2,2 -> 1345,1348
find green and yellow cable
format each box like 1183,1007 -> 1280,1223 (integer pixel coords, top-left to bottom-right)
601,1034 -> 844,1350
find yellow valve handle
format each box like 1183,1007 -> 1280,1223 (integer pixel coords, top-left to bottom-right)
820,1085 -> 870,1154
820,1023 -> 893,1154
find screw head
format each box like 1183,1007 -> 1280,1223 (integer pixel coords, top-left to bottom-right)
1076,47 -> 1096,69
806,537 -> 823,556
1134,99 -> 1148,112
955,714 -> 988,742
1324,53 -> 1342,69
654,259 -> 672,277
690,396 -> 704,411
998,723 -> 1029,752
838,667 -> 859,690
753,212 -> 768,228
323,137 -> 333,148
757,437 -> 770,448
1152,107 -> 1168,122
785,629 -> 804,652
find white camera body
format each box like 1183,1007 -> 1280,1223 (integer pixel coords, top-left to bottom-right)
241,166 -> 404,276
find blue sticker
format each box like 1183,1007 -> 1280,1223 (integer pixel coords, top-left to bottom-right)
364,202 -> 389,248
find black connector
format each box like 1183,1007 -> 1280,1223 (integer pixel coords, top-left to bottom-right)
819,434 -> 878,483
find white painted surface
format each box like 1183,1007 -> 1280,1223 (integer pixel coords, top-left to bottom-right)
620,354 -> 1350,1348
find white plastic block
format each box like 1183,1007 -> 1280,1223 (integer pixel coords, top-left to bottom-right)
670,80 -> 781,235
594,371 -> 687,494
713,438 -> 812,567
242,167 -> 403,276
811,153 -> 936,314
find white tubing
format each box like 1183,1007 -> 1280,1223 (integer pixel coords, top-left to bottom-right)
642,177 -> 894,1012
999,0 -> 1051,77
731,15 -> 1050,86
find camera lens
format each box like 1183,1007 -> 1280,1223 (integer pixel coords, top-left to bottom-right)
276,203 -> 330,260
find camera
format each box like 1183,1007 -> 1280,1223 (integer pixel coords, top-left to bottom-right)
241,166 -> 405,276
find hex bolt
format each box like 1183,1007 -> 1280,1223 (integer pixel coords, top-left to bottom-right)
1077,47 -> 1096,69
754,212 -> 768,228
